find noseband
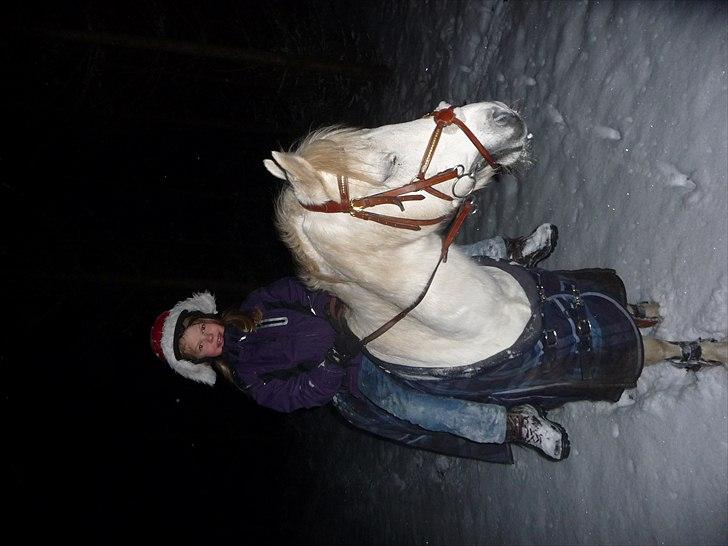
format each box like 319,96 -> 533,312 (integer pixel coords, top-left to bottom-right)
299,105 -> 503,345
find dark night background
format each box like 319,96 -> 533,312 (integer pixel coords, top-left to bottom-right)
4,2 -> 389,542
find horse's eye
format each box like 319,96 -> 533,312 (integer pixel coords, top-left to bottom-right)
390,155 -> 397,165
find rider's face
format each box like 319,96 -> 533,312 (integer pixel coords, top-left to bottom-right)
179,319 -> 225,360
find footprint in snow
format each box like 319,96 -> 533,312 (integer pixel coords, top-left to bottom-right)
656,161 -> 697,191
593,125 -> 622,140
546,104 -> 565,125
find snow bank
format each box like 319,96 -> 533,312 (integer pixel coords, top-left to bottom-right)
345,1 -> 728,544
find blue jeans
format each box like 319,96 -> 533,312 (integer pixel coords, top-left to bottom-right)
358,357 -> 507,444
460,237 -> 507,261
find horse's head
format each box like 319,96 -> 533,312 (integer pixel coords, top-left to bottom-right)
360,100 -> 528,195
265,100 -> 527,208
263,101 -> 528,283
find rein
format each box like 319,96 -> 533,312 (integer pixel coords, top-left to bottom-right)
359,195 -> 475,346
300,105 -> 502,345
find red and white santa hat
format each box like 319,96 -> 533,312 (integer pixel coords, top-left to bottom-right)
150,291 -> 218,386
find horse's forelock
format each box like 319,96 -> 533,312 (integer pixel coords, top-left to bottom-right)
294,127 -> 379,185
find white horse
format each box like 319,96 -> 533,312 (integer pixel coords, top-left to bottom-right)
264,101 -> 533,368
264,101 -> 727,370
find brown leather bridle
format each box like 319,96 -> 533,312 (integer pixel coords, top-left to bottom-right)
299,105 -> 503,345
301,105 -> 500,231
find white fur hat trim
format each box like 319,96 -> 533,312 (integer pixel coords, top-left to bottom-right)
161,291 -> 218,385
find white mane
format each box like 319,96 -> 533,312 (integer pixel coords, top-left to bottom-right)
274,126 -> 381,288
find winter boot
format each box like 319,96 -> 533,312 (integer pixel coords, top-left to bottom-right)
506,404 -> 570,461
504,224 -> 558,268
667,339 -> 727,371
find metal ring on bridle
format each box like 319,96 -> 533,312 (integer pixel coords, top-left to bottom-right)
452,168 -> 477,198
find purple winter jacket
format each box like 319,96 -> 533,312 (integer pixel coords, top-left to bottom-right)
222,277 -> 360,413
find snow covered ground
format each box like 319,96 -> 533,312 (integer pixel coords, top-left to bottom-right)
289,2 -> 726,544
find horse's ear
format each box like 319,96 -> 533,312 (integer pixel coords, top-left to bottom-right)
265,151 -> 321,186
263,157 -> 288,180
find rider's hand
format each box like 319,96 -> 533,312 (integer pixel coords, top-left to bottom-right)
326,327 -> 363,368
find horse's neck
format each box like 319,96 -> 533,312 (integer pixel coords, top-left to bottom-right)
329,236 -> 533,367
